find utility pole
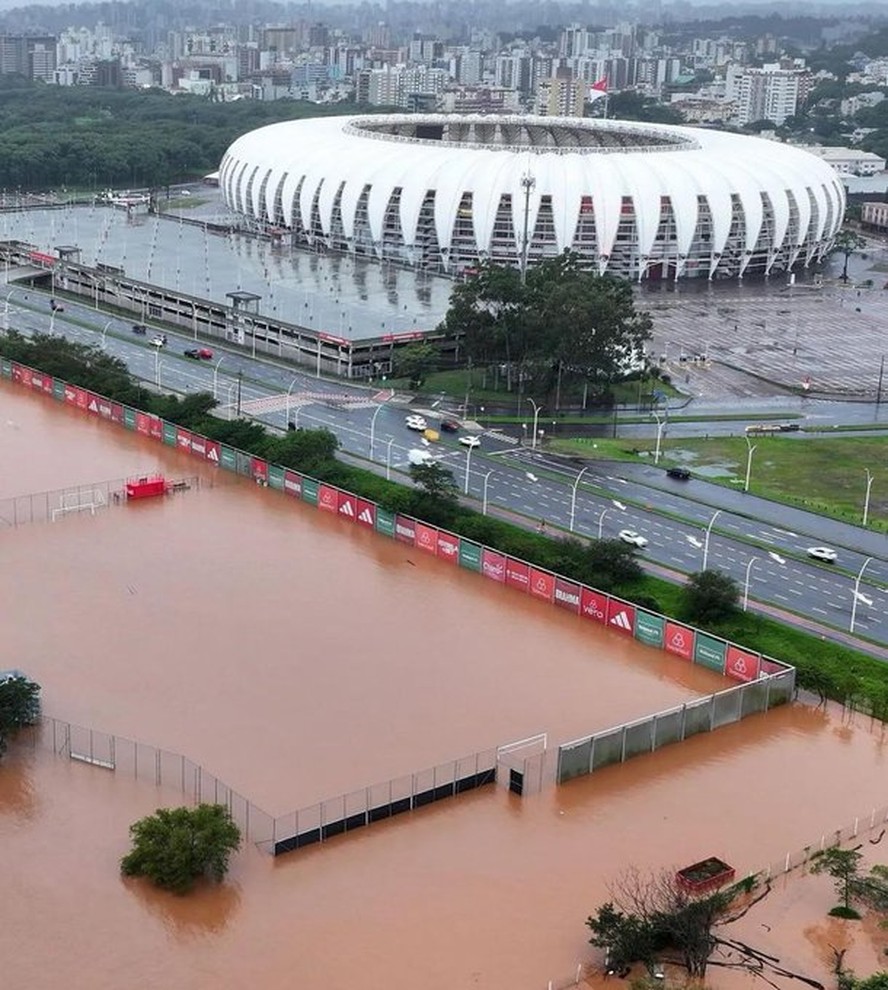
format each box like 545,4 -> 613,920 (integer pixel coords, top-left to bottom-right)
236,370 -> 243,418
877,354 -> 884,407
519,172 -> 535,286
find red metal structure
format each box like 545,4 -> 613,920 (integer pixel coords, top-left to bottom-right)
125,475 -> 167,500
675,857 -> 735,895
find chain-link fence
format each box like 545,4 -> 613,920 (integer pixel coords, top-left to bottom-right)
31,715 -> 274,846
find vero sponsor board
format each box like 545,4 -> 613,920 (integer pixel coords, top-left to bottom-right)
664,621 -> 695,661
634,610 -> 664,647
458,540 -> 482,572
529,568 -> 554,602
414,522 -> 438,554
606,598 -> 636,635
356,498 -> 375,528
505,558 -> 530,593
725,645 -> 760,683
395,514 -> 416,545
337,490 -> 357,521
580,588 -> 608,624
437,531 -> 460,564
317,484 -> 338,514
481,549 -> 506,583
554,577 -> 581,614
694,633 -> 727,674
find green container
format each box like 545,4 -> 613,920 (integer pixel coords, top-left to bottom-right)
162,421 -> 177,447
267,464 -> 285,491
635,610 -> 664,648
458,540 -> 482,572
375,507 -> 395,537
52,378 -> 65,401
694,633 -> 727,674
220,445 -> 237,471
301,477 -> 319,506
123,407 -> 137,430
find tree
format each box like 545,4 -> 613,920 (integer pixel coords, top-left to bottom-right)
121,803 -> 241,894
0,674 -> 41,757
263,427 -> 339,475
831,229 -> 866,283
409,462 -> 459,505
392,343 -> 437,388
683,570 -> 739,624
811,846 -> 863,914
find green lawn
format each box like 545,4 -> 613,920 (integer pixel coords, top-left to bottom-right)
551,434 -> 887,531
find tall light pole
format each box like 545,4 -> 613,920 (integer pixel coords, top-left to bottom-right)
369,394 -> 390,458
385,437 -> 395,481
100,319 -> 113,349
463,442 -> 475,495
526,398 -> 543,450
863,468 -> 875,527
285,377 -> 299,427
482,470 -> 493,515
598,507 -> 610,539
652,411 -> 665,465
212,356 -> 225,399
744,435 -> 757,493
702,509 -> 721,570
850,557 -> 873,634
743,556 -> 759,612
519,171 -> 536,286
154,347 -> 161,386
570,465 -> 590,533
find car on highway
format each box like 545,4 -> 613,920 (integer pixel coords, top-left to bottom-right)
440,419 -> 460,433
619,529 -> 649,548
405,415 -> 427,431
666,466 -> 691,480
458,435 -> 481,448
807,546 -> 838,563
131,323 -> 148,335
408,448 -> 434,466
183,347 -> 214,360
150,335 -> 167,348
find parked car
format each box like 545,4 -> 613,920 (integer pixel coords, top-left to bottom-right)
440,419 -> 460,433
807,546 -> 837,563
458,435 -> 481,448
405,415 -> 427,431
666,466 -> 691,480
619,529 -> 648,548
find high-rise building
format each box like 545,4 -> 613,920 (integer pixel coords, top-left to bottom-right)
729,63 -> 807,125
0,35 -> 57,79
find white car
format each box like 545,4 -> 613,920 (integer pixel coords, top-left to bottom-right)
807,546 -> 837,563
405,415 -> 427,431
150,335 -> 167,348
619,529 -> 648,548
458,435 -> 481,448
408,448 -> 434,466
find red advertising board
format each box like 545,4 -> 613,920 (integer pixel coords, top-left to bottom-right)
110,403 -> 123,424
318,484 -> 338,514
554,577 -> 581,614
251,458 -> 268,483
135,411 -> 153,436
505,558 -> 530,593
74,386 -> 89,411
356,498 -> 375,528
149,417 -> 162,440
725,645 -> 761,683
189,433 -> 207,458
96,396 -> 114,419
580,587 -> 608,624
283,470 -> 302,497
664,621 -> 695,661
63,384 -> 77,406
176,427 -> 192,453
11,363 -> 24,384
85,392 -> 103,416
606,598 -> 636,636
529,568 -> 554,602
395,514 -> 416,545
204,439 -> 220,465
481,548 -> 506,583
760,658 -> 785,676
414,522 -> 439,554
29,369 -> 43,391
337,490 -> 357,522
437,530 -> 459,563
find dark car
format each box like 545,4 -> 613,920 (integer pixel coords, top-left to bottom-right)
132,323 -> 148,335
440,419 -> 460,433
183,348 -> 202,359
666,466 -> 691,480
184,347 -> 214,360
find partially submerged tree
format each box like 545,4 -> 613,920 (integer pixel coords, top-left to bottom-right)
831,229 -> 866,283
0,674 -> 41,757
121,803 -> 241,894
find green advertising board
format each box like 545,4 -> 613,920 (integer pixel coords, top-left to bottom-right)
162,422 -> 177,447
694,633 -> 727,673
52,379 -> 65,401
458,540 -> 482,572
220,445 -> 237,471
267,464 -> 285,491
375,507 -> 395,537
635,610 -> 665,648
301,477 -> 319,506
123,407 -> 137,430
0,359 -> 10,379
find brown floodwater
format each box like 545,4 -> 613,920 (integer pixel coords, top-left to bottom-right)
2,382 -> 888,990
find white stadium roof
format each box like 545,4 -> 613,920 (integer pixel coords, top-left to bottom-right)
219,114 -> 845,281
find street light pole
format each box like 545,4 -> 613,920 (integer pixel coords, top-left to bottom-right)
285,377 -> 299,428
597,507 -> 609,539
863,468 -> 875,527
744,435 -> 757,493
100,319 -> 113,349
519,171 -> 536,286
850,556 -> 873,634
212,356 -> 225,400
702,509 -> 721,570
154,347 -> 160,385
482,470 -> 493,515
369,395 -> 390,458
743,556 -> 759,612
464,443 -> 475,495
385,437 -> 394,481
652,411 -> 664,465
570,465 -> 590,533
526,398 -> 543,450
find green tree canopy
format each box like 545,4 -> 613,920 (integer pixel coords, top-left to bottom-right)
682,570 -> 740,624
0,674 -> 41,757
121,803 -> 241,894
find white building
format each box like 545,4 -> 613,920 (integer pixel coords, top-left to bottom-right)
808,146 -> 886,176
727,63 -> 807,126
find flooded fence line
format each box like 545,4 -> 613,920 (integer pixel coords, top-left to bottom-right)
0,474 -> 201,528
556,666 -> 796,783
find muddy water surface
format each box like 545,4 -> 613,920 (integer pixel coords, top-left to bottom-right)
2,384 -> 887,990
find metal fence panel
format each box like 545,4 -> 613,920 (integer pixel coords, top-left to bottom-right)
557,739 -> 592,783
713,687 -> 742,728
591,728 -> 623,771
740,680 -> 769,718
624,720 -> 653,759
768,671 -> 794,707
684,697 -> 714,737
652,709 -> 683,750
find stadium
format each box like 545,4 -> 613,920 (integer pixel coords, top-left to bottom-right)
219,113 -> 845,282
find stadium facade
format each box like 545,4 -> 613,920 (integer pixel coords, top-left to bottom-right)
219,114 -> 845,282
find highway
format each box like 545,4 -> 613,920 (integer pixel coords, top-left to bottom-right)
6,285 -> 888,649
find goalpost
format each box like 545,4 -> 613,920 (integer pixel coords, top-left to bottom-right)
51,489 -> 107,522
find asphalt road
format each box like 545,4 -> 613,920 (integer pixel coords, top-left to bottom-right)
8,286 -> 888,649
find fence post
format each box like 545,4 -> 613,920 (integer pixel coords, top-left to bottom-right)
651,715 -> 658,752
155,748 -> 161,786
853,817 -> 859,838
588,736 -> 596,774
764,675 -> 772,710
620,726 -> 628,763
